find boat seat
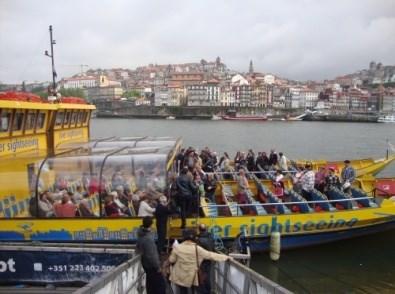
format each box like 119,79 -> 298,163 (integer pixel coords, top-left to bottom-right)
310,189 -> 336,211
255,180 -> 290,214
200,197 -> 218,217
245,189 -> 267,215
221,184 -> 243,216
326,188 -> 358,210
350,188 -> 378,207
284,189 -> 313,213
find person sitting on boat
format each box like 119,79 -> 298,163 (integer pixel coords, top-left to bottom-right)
54,193 -> 77,217
38,191 -> 55,217
136,169 -> 148,191
341,160 -> 356,194
273,170 -> 285,198
278,152 -> 288,172
112,190 -> 131,216
55,174 -> 68,191
299,163 -> 315,201
111,170 -> 126,190
88,173 -> 102,195
115,185 -> 130,207
314,167 -> 327,193
138,194 -> 156,217
104,193 -> 124,217
325,167 -> 341,192
292,166 -> 304,194
72,185 -> 84,204
79,192 -> 95,217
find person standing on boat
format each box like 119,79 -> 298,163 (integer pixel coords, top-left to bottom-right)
246,149 -> 256,172
237,168 -> 250,214
299,163 -> 315,201
176,167 -> 197,228
154,196 -> 171,254
269,149 -> 278,168
278,152 -> 288,172
136,216 -> 166,294
341,160 -> 355,194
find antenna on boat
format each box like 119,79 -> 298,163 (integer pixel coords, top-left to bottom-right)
45,25 -> 58,100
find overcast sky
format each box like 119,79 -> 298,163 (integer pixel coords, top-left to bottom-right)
1,0 -> 394,83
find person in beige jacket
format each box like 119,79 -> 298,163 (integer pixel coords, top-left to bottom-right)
168,229 -> 230,292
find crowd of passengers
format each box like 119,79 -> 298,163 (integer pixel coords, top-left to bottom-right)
31,147 -> 356,220
173,147 -> 357,219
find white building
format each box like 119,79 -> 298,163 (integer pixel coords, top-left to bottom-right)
231,74 -> 249,86
220,87 -> 235,106
263,74 -> 275,85
62,76 -> 97,89
299,89 -> 319,109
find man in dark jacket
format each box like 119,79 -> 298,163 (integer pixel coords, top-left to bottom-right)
197,224 -> 215,294
154,196 -> 171,254
136,216 -> 166,294
176,167 -> 197,228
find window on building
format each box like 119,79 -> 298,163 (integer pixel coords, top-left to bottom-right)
0,109 -> 11,132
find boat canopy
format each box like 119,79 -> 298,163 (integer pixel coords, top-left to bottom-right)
33,137 -> 182,198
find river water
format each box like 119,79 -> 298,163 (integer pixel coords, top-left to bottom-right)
92,118 -> 395,293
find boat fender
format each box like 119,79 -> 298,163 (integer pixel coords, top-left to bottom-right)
270,231 -> 281,261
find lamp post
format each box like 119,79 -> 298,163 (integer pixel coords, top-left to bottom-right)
44,25 -> 57,94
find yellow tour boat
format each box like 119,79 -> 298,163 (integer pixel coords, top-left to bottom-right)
1,91 -> 395,252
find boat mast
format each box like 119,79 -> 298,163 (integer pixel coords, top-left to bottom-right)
45,25 -> 57,94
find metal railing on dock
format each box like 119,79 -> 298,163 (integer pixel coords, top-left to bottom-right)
213,259 -> 292,294
75,254 -> 145,294
76,254 -> 291,294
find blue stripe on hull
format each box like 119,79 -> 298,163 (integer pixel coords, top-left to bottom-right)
246,221 -> 395,252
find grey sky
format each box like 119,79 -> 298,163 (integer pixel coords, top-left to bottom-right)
1,0 -> 394,83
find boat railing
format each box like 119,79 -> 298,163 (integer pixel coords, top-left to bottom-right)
200,196 -> 375,215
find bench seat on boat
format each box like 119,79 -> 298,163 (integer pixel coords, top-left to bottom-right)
245,189 -> 267,215
309,189 -> 336,211
284,189 -> 313,213
326,187 -> 358,210
350,188 -> 378,207
221,184 -> 243,216
255,181 -> 291,214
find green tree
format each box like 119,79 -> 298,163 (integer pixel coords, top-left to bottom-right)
123,90 -> 140,98
59,88 -> 86,99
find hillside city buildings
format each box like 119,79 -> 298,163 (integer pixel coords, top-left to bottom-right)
2,59 -> 395,113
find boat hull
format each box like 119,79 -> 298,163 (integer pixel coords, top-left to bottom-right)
245,220 -> 395,252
